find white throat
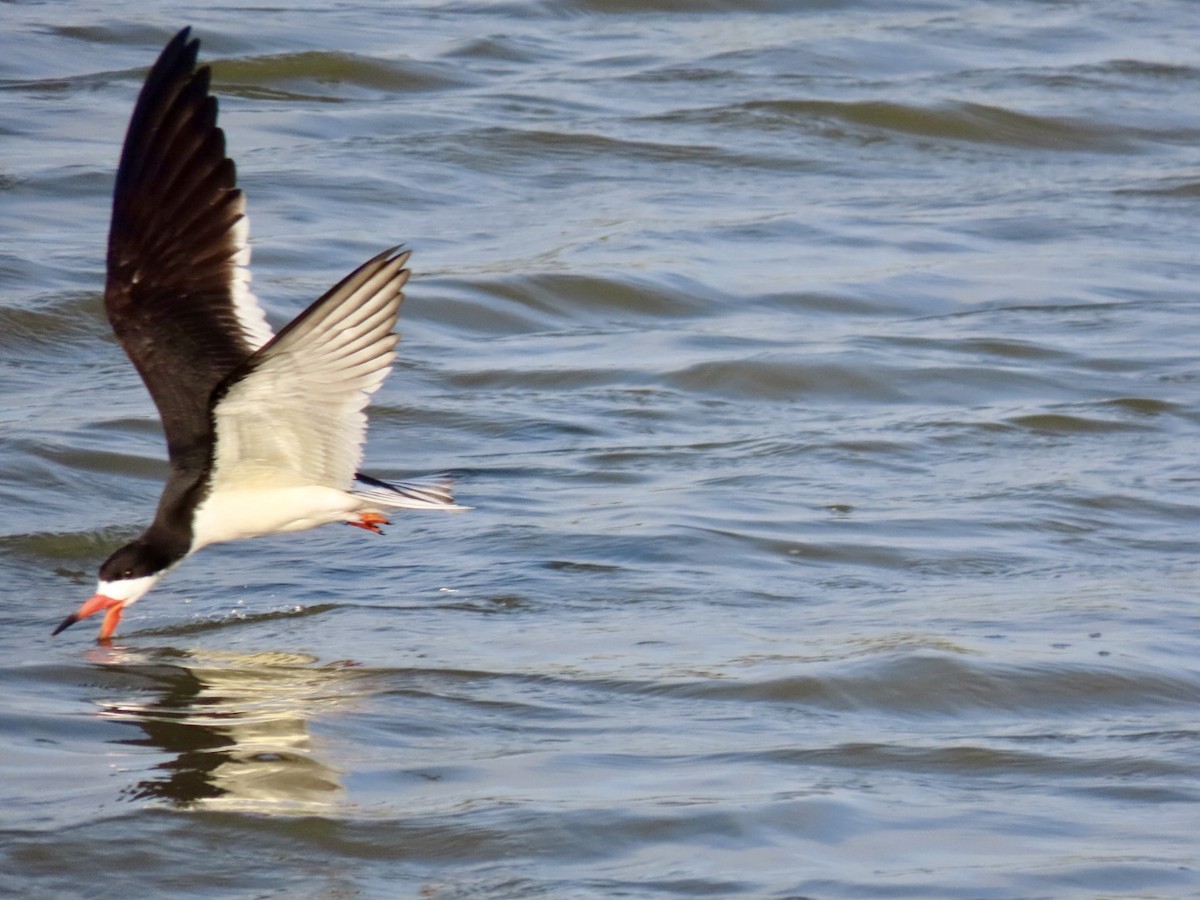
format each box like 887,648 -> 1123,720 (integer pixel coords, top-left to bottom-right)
97,573 -> 164,607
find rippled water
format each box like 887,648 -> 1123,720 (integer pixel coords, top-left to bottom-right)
3,1 -> 1200,897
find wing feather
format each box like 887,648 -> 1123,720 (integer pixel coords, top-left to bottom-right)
208,249 -> 410,492
104,28 -> 272,474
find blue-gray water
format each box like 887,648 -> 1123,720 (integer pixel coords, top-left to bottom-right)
3,2 -> 1200,897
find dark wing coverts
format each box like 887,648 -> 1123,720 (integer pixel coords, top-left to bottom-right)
105,27 -> 271,473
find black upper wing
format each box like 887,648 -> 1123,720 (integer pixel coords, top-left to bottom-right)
104,27 -> 272,474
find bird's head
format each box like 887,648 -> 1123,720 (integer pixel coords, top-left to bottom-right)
52,540 -> 170,641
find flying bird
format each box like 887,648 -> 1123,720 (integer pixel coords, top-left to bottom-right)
53,28 -> 464,642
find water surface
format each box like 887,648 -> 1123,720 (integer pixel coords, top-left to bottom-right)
2,1 -> 1199,897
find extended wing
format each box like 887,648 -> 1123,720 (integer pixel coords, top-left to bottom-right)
105,27 -> 272,473
208,248 -> 409,492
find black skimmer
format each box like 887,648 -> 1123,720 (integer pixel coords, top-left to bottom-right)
53,28 -> 464,642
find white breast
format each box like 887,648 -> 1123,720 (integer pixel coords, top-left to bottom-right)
190,484 -> 361,550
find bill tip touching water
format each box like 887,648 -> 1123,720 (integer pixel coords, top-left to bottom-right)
52,27 -> 466,643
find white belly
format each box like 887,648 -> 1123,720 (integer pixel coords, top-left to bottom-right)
190,485 -> 361,550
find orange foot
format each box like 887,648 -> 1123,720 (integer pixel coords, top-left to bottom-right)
348,512 -> 390,534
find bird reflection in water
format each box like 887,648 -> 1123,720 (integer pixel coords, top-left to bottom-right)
87,646 -> 363,813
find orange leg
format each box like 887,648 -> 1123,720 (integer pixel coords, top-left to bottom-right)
347,512 -> 390,534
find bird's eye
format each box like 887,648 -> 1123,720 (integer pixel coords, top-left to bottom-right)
123,568 -> 134,579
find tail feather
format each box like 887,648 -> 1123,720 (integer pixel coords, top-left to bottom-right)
352,472 -> 469,511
